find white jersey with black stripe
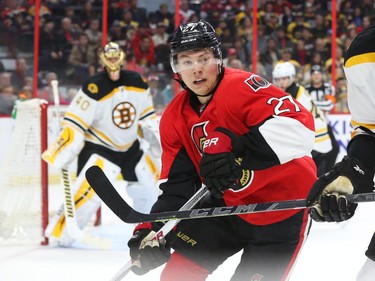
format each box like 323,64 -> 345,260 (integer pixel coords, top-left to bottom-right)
63,70 -> 157,152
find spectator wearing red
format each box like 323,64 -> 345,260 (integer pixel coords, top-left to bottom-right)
200,0 -> 225,27
131,22 -> 153,48
133,36 -> 155,67
293,39 -> 309,66
124,52 -> 143,74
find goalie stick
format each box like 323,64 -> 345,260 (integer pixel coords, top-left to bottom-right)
110,185 -> 209,281
51,80 -> 111,250
86,165 -> 375,224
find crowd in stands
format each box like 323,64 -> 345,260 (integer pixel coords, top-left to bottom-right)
1,0 -> 375,115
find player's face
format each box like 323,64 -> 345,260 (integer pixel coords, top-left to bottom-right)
274,77 -> 291,91
311,72 -> 323,84
177,50 -> 220,96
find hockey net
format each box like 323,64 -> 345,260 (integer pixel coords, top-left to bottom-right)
0,99 -> 50,245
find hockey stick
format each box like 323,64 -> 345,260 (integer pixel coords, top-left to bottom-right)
51,80 -> 111,250
110,185 -> 209,281
86,165 -> 375,224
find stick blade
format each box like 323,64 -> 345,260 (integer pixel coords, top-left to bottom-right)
86,165 -> 134,223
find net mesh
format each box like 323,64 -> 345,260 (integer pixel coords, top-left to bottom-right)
0,99 -> 46,244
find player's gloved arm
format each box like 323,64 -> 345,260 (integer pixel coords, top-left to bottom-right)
127,222 -> 172,275
199,127 -> 244,199
306,156 -> 374,222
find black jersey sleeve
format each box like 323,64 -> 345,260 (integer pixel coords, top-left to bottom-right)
151,147 -> 202,213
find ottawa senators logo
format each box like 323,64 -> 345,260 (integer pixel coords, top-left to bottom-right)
244,74 -> 270,92
191,121 -> 209,154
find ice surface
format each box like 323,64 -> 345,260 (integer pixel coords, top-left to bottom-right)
0,181 -> 374,281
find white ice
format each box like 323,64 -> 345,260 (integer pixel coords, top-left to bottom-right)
0,181 -> 374,281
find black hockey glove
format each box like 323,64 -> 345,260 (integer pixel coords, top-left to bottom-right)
200,127 -> 244,199
306,156 -> 374,222
128,223 -> 172,275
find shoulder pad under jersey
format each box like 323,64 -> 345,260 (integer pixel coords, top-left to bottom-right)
81,70 -> 149,101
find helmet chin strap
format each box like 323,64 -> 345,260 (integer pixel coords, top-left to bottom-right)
194,92 -> 213,97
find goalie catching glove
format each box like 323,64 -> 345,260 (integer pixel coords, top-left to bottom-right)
306,156 -> 374,222
200,127 -> 244,199
128,222 -> 172,275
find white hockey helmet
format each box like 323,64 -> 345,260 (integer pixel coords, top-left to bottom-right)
99,42 -> 125,72
272,62 -> 296,89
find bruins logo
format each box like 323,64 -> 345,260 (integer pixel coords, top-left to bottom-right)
112,102 -> 136,129
87,83 -> 99,94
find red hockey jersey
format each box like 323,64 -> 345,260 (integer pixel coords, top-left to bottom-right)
154,68 -> 317,225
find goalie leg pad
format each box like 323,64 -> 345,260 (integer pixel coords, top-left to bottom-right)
45,154 -> 120,246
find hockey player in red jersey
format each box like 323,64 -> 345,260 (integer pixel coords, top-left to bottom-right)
127,20 -> 317,281
307,24 -> 375,281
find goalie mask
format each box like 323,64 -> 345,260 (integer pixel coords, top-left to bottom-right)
100,42 -> 125,80
272,62 -> 296,90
